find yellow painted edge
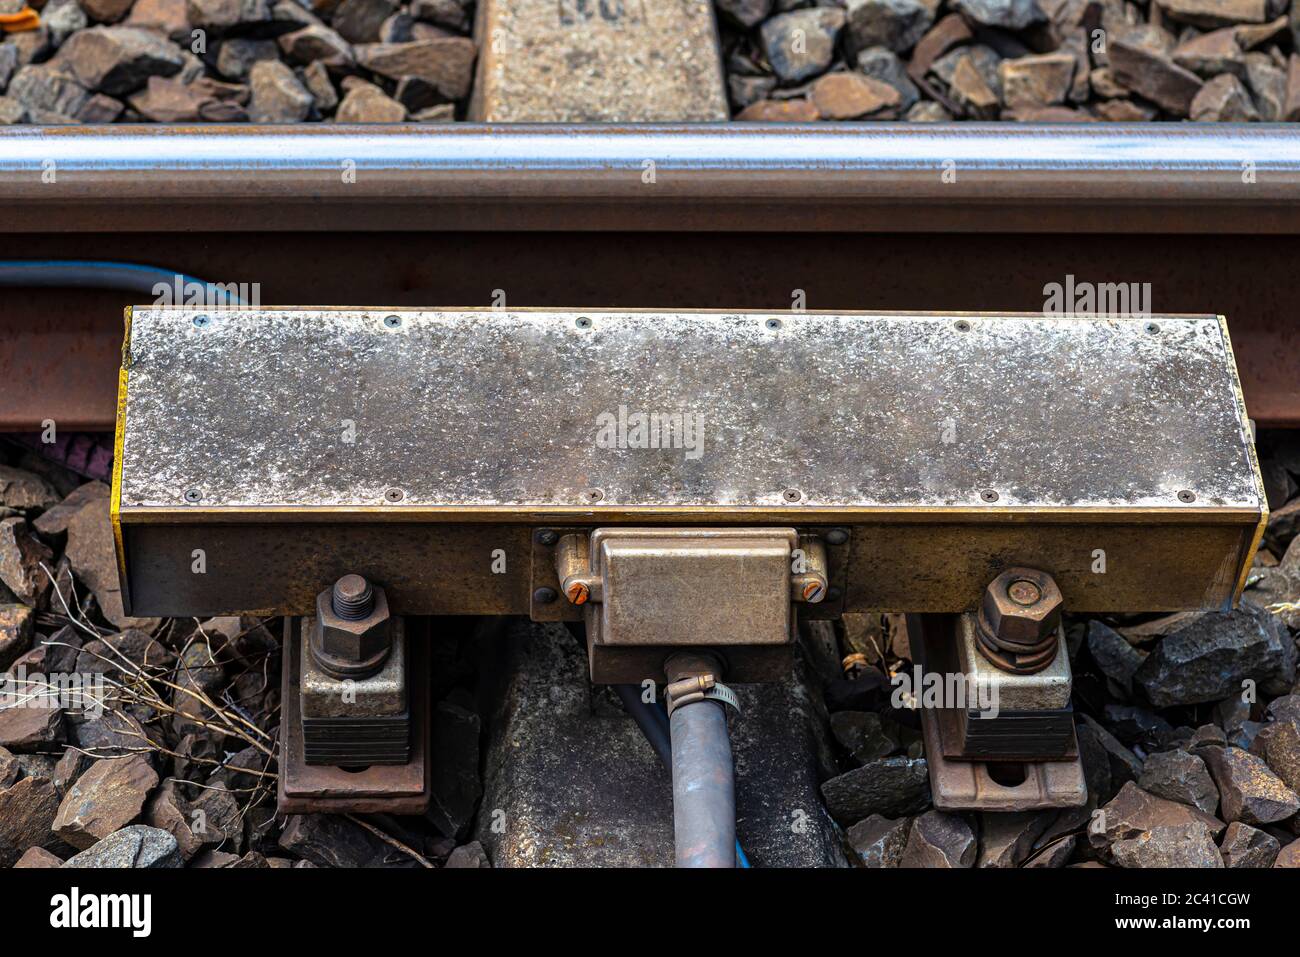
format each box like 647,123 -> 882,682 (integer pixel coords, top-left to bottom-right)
1218,314 -> 1269,604
110,306 -> 132,613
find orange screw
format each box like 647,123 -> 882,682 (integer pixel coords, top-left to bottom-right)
802,580 -> 825,602
0,7 -> 40,31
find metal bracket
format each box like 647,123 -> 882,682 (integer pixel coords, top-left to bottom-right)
908,613 -> 1087,812
278,617 -> 430,815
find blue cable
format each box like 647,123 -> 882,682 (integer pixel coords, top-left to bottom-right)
0,259 -> 243,305
652,697 -> 750,868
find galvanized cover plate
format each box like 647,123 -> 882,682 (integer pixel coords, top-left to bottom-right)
119,309 -> 1260,513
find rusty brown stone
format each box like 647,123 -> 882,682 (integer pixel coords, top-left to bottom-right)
65,497 -> 160,632
737,98 -> 821,122
998,52 -> 1076,107
1285,54 -> 1300,122
1203,746 -> 1300,825
335,79 -> 407,121
1172,27 -> 1246,79
0,702 -> 64,752
128,75 -> 206,120
124,0 -> 190,37
14,845 -> 63,867
950,52 -> 1000,116
0,776 -> 61,867
1007,104 -> 1096,121
899,810 -> 975,868
53,754 -> 159,849
1190,73 -> 1259,121
354,37 -> 474,100
1089,68 -> 1127,99
1234,14 -> 1288,49
0,517 -> 53,607
81,0 -> 138,23
907,12 -> 972,81
1089,780 -> 1225,867
1252,710 -> 1300,796
54,25 -> 185,96
1108,37 -> 1203,116
278,23 -> 356,72
0,604 -> 34,672
811,71 -> 901,119
1156,0 -> 1265,30
1220,821 -> 1280,867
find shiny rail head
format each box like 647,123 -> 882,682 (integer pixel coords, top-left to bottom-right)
113,307 -> 1265,618
3,124 -> 1300,232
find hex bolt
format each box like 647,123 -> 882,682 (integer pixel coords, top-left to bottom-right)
976,567 -> 1063,675
310,578 -> 392,680
1007,579 -> 1041,606
332,574 -> 374,620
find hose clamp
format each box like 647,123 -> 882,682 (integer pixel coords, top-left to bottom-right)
665,674 -> 741,717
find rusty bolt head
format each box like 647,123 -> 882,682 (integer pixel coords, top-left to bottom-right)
980,568 -> 1062,648
565,580 -> 589,605
1006,579 -> 1041,606
802,580 -> 825,602
332,573 -> 374,619
314,584 -> 391,673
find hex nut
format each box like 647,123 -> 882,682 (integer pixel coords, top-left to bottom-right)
311,585 -> 392,677
979,567 -> 1063,648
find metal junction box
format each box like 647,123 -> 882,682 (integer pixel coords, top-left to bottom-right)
113,308 -> 1265,620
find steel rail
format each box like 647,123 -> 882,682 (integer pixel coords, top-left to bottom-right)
2,123 -> 1300,232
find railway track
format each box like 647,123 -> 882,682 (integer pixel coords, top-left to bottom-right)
0,117 -> 1297,875
1,122 -> 1298,430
